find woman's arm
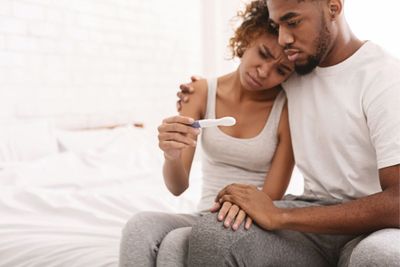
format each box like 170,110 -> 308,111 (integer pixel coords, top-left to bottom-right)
160,79 -> 207,196
262,102 -> 295,200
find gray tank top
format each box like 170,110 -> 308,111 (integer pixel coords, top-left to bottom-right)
197,78 -> 287,211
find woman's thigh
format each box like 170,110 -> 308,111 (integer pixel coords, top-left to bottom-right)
188,202 -> 356,267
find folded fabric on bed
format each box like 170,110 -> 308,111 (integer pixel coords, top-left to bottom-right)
0,125 -> 201,267
0,120 -> 58,165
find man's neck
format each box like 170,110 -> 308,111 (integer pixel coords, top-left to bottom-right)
320,22 -> 364,67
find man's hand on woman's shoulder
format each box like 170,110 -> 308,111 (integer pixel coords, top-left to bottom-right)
176,75 -> 202,112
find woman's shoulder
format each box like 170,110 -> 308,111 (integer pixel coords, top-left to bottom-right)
191,79 -> 208,97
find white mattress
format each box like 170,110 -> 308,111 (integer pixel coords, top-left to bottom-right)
0,126 -> 201,267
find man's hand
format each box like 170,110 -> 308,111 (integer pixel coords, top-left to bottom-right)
177,76 -> 202,112
210,201 -> 253,230
215,184 -> 284,231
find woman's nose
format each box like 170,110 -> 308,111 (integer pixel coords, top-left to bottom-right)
257,63 -> 272,78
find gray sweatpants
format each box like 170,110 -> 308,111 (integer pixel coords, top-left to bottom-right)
119,211 -> 198,267
187,196 -> 400,267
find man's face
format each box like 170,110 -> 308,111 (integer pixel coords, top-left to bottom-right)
267,0 -> 333,75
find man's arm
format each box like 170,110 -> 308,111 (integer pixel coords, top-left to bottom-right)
279,164 -> 399,234
217,164 -> 399,234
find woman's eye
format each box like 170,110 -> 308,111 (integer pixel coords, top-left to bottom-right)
259,50 -> 268,59
277,68 -> 286,76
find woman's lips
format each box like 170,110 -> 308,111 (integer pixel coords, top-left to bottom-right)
247,73 -> 262,88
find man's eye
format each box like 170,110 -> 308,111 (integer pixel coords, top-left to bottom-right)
287,19 -> 301,27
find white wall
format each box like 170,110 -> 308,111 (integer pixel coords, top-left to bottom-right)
2,0 -> 397,129
201,0 -> 243,78
0,0 -> 203,129
346,0 -> 400,58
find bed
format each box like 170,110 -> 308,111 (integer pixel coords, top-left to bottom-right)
0,120 -> 202,267
0,119 -> 303,266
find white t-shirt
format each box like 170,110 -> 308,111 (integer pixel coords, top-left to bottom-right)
283,41 -> 400,200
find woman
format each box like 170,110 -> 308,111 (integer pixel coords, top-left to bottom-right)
119,1 -> 294,266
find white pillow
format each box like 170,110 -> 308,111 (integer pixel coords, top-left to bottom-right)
0,120 -> 59,163
55,125 -> 148,154
55,127 -> 123,153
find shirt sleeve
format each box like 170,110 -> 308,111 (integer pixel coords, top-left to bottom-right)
364,80 -> 400,169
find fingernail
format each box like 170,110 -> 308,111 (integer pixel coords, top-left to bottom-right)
218,215 -> 223,221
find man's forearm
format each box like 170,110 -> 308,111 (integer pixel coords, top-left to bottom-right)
278,187 -> 400,234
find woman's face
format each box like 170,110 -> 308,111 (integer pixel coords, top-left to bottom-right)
239,32 -> 294,91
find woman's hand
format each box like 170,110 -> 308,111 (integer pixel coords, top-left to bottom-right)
158,115 -> 200,160
210,201 -> 253,231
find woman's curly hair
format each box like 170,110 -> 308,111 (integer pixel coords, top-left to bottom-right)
229,0 -> 274,58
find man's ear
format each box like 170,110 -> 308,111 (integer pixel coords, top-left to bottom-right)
328,0 -> 343,19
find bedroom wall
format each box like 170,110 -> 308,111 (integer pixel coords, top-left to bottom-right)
0,0 -> 203,128
345,0 -> 400,59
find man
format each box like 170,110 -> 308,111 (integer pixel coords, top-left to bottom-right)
178,0 -> 400,266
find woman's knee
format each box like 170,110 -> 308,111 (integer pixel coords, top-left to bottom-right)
189,213 -> 226,248
157,227 -> 192,267
160,227 -> 192,250
188,213 -> 256,266
122,211 -> 159,237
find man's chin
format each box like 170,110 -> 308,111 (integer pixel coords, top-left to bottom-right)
294,65 -> 316,75
294,58 -> 319,75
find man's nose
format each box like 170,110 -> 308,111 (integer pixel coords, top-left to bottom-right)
278,27 -> 294,47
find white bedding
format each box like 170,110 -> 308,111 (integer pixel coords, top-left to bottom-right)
0,126 -> 201,267
0,123 -> 302,267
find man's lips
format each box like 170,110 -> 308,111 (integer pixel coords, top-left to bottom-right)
284,49 -> 300,62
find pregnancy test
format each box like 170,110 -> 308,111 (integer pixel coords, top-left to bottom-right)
191,117 -> 236,128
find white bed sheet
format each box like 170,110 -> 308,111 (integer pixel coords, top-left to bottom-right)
0,126 -> 201,267
0,124 -> 303,267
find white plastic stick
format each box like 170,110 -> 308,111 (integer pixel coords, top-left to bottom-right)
191,117 -> 236,128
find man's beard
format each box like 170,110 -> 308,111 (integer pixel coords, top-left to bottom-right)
295,16 -> 331,75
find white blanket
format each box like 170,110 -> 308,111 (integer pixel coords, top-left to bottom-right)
0,126 -> 201,267
0,125 -> 302,266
